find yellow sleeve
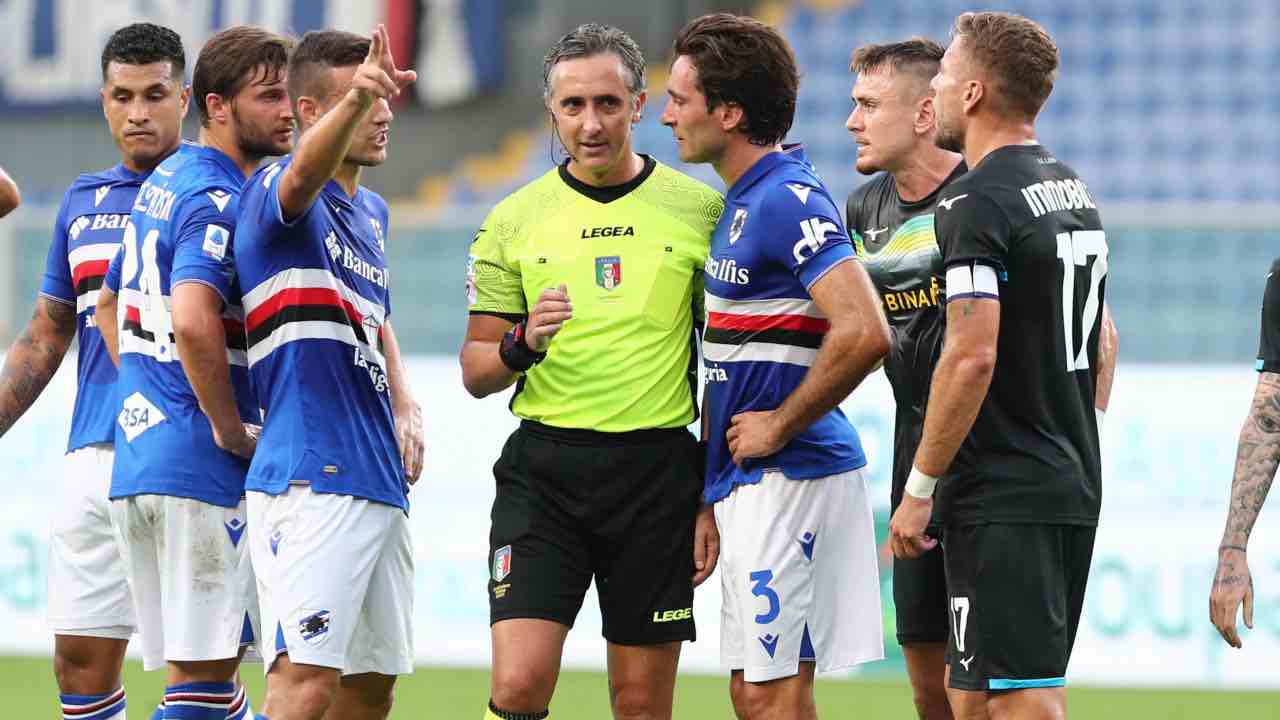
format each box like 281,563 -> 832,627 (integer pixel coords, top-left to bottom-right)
467,204 -> 526,317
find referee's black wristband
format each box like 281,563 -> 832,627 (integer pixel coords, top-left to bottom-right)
499,321 -> 546,372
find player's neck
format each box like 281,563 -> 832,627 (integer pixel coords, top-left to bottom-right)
962,118 -> 1037,169
198,127 -> 259,179
715,139 -> 779,192
121,141 -> 182,176
566,150 -> 644,188
334,161 -> 363,198
892,145 -> 963,203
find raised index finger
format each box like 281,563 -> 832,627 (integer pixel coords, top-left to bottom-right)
366,25 -> 383,64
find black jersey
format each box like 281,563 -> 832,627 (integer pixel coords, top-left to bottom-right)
1257,258 -> 1280,372
934,144 -> 1106,526
846,161 -> 966,512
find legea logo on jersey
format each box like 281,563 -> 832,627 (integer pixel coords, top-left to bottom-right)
595,256 -> 622,291
792,217 -> 840,264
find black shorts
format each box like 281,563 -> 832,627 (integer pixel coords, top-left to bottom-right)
893,539 -> 949,645
943,523 -> 1096,692
487,420 -> 702,645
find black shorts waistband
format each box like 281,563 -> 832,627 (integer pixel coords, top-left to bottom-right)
518,419 -> 690,447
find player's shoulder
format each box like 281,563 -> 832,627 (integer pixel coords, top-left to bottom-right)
483,166 -> 565,229
1268,256 -> 1280,278
640,160 -> 725,231
846,172 -> 893,218
756,160 -> 839,220
358,185 -> 389,212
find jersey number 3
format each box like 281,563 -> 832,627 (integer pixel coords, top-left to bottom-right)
1056,230 -> 1108,372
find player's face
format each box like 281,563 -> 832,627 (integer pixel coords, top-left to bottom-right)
546,53 -> 644,184
228,66 -> 295,160
932,41 -> 967,154
102,60 -> 189,172
326,65 -> 394,168
661,55 -> 725,165
846,67 -> 925,175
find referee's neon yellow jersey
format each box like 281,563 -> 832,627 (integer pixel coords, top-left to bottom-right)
467,158 -> 724,432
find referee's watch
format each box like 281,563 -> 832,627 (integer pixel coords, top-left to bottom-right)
499,321 -> 546,372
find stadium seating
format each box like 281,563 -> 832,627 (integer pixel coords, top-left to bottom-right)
435,0 -> 1280,207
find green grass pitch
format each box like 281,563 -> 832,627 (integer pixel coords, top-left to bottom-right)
4,656 -> 1277,718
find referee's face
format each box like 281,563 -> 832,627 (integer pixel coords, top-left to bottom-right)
547,53 -> 644,185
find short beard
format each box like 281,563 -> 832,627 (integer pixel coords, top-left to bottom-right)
231,104 -> 290,162
934,121 -> 964,154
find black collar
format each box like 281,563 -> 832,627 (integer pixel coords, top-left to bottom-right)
558,154 -> 656,204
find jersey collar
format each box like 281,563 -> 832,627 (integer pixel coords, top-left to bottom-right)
196,143 -> 249,182
727,143 -> 809,200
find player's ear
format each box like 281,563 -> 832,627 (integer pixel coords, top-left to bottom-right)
716,102 -> 743,133
632,90 -> 646,124
962,80 -> 983,115
916,95 -> 936,135
178,85 -> 191,120
205,93 -> 228,126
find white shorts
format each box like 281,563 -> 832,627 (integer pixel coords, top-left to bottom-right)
109,494 -> 254,670
716,468 -> 885,683
248,486 -> 414,676
47,444 -> 135,637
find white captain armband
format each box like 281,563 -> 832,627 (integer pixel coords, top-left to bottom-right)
945,263 -> 1000,302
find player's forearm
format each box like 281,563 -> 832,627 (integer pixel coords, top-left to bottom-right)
280,93 -> 372,219
172,298 -> 243,437
773,318 -> 888,443
913,298 -> 999,477
1221,372 -> 1280,548
459,340 -> 518,398
382,320 -> 415,412
0,168 -> 21,218
97,287 -> 121,368
0,298 -> 76,437
1094,303 -> 1118,411
913,346 -> 995,478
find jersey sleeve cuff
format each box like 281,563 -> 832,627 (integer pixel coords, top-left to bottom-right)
802,254 -> 854,291
170,276 -> 231,306
38,291 -> 76,307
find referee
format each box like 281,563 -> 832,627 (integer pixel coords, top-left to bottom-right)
459,24 -> 724,720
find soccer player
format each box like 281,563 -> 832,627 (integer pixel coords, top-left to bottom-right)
662,13 -> 890,719
844,37 -> 964,720
887,12 -> 1108,719
233,26 -> 421,720
0,24 -> 256,720
461,23 -> 723,720
94,25 -> 293,720
0,165 -> 20,217
1209,260 -> 1280,649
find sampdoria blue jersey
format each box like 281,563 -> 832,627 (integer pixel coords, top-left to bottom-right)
106,142 -> 257,508
702,145 -> 866,503
235,157 -> 406,510
40,165 -> 146,452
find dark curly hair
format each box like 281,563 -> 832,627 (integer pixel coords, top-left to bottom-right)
101,23 -> 186,81
672,13 -> 798,147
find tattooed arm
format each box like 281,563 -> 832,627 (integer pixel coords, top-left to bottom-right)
1209,371 -> 1280,648
0,297 -> 77,437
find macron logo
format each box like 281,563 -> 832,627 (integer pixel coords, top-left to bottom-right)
758,634 -> 780,658
938,194 -> 969,211
94,186 -> 110,207
207,190 -> 231,213
786,183 -> 812,205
